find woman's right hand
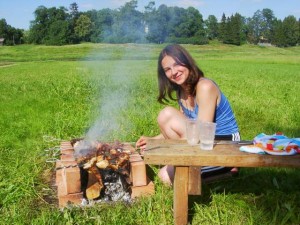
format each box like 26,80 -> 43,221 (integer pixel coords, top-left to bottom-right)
136,134 -> 164,154
136,136 -> 149,153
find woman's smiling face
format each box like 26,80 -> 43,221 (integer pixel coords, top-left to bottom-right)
161,55 -> 190,86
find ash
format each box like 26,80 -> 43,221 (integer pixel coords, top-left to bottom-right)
103,171 -> 131,202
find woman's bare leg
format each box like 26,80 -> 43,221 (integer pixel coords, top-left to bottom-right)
156,106 -> 186,184
158,165 -> 174,185
157,106 -> 186,139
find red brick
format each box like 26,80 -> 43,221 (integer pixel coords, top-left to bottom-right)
60,141 -> 72,146
55,161 -> 78,186
60,143 -> 73,148
57,174 -> 67,196
131,180 -> 155,199
62,167 -> 81,194
55,160 -> 77,169
56,169 -> 63,188
60,148 -> 74,154
60,153 -> 75,161
130,160 -> 147,187
59,144 -> 75,161
58,192 -> 83,208
60,146 -> 73,151
129,153 -> 143,162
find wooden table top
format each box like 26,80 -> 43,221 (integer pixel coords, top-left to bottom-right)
143,139 -> 300,168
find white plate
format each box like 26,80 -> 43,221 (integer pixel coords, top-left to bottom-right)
263,149 -> 297,156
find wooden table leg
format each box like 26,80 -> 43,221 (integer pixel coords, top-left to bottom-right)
173,166 -> 189,225
188,166 -> 201,195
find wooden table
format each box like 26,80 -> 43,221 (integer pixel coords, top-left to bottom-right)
143,139 -> 300,225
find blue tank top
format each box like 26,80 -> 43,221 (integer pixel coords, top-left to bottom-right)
178,88 -> 239,135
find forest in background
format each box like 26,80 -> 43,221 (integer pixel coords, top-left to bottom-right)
0,0 -> 299,47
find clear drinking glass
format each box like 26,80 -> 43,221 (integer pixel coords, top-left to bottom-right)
199,121 -> 216,150
186,118 -> 200,145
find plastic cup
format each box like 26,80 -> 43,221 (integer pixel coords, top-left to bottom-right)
186,119 -> 200,145
199,121 -> 216,150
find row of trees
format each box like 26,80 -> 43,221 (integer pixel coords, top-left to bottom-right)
0,19 -> 24,45
0,1 -> 299,47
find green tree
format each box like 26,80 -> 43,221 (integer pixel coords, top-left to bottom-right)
29,6 -> 72,45
145,4 -> 169,43
247,10 -> 262,44
0,18 -> 24,45
273,16 -> 299,47
231,13 -> 244,45
205,15 -> 219,40
144,1 -> 156,42
247,9 -> 276,44
223,16 -> 233,44
110,0 -> 145,43
45,20 -> 70,45
75,14 -> 92,41
298,18 -> 300,44
68,2 -> 81,43
273,19 -> 285,47
69,2 -> 79,20
175,7 -> 205,37
0,19 -> 7,37
221,13 -> 244,46
170,7 -> 207,44
145,4 -> 207,44
85,8 -> 115,43
28,6 -> 49,44
261,8 -> 276,42
218,13 -> 227,41
282,16 -> 299,46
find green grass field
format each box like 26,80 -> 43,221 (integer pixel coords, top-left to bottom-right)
0,42 -> 300,224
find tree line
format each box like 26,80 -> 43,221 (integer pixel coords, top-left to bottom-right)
0,0 -> 299,47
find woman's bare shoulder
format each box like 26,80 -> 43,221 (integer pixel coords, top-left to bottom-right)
196,78 -> 218,93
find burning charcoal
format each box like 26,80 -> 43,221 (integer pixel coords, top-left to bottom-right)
116,153 -> 130,167
89,166 -> 104,190
100,169 -> 118,183
96,159 -> 109,169
110,148 -> 118,155
108,164 -> 119,171
86,182 -> 102,200
73,139 -> 132,203
83,157 -> 97,169
118,168 -> 130,179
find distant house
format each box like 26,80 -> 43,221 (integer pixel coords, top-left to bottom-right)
0,38 -> 4,46
258,36 -> 272,46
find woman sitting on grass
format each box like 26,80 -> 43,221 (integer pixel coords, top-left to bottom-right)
136,44 -> 240,185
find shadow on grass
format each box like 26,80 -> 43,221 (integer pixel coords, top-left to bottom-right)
188,167 -> 300,223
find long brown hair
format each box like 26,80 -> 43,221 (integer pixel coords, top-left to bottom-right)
157,44 -> 204,104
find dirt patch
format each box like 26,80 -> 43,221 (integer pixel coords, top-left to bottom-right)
0,62 -> 16,68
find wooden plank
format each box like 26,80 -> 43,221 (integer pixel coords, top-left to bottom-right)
144,139 -> 300,168
188,167 -> 201,195
173,166 -> 189,225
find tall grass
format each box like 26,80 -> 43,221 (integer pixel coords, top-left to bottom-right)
0,43 -> 299,224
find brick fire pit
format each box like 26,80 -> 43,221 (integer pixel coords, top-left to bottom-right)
55,141 -> 154,208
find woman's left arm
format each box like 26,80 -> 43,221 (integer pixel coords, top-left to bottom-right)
195,79 -> 219,122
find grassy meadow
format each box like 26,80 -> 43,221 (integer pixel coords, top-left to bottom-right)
0,42 -> 300,225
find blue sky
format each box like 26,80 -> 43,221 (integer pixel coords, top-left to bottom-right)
1,0 -> 299,30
